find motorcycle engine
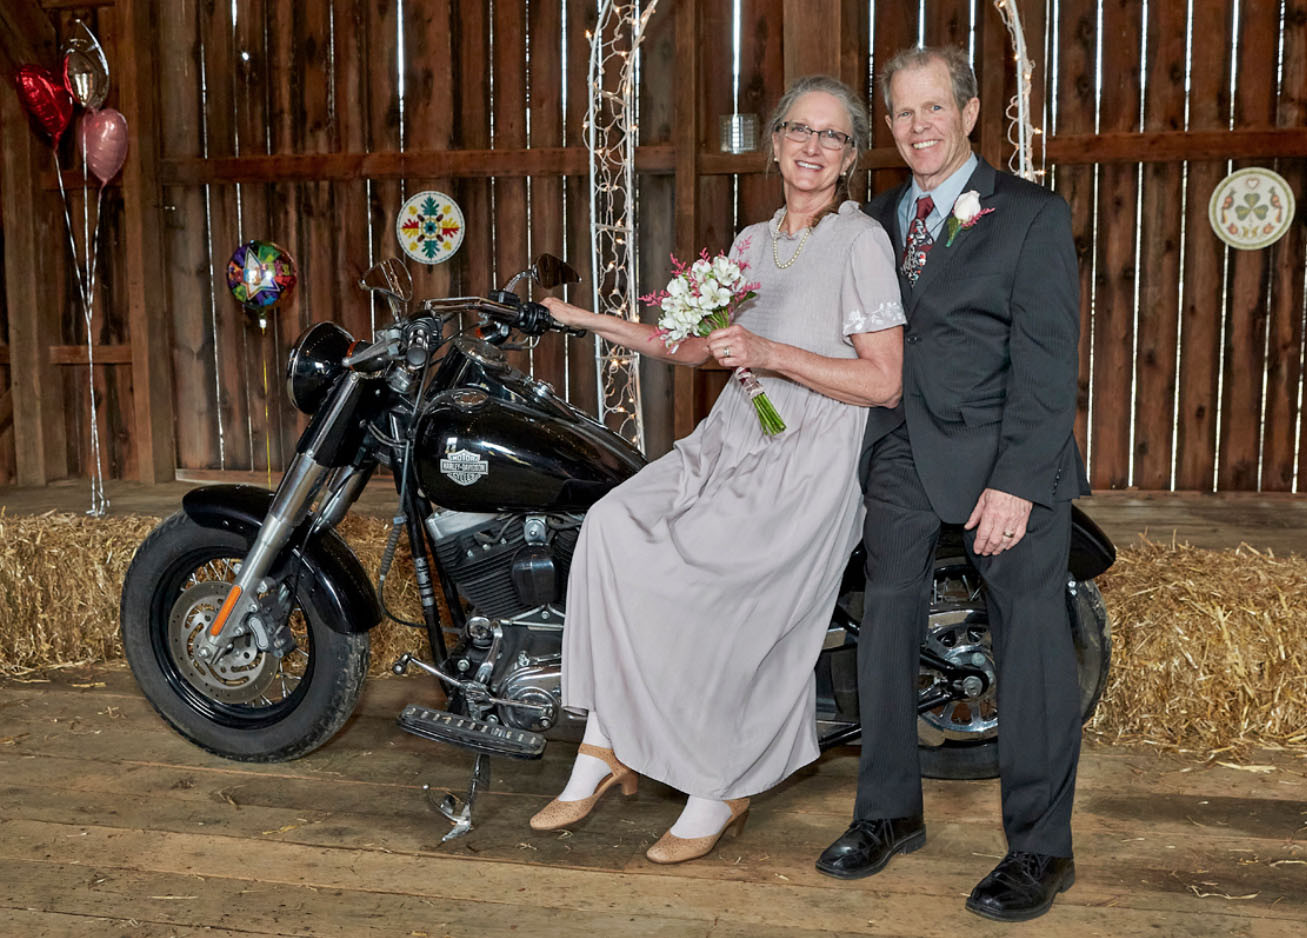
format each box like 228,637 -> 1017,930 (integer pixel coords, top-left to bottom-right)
425,510 -> 583,734
426,510 -> 582,620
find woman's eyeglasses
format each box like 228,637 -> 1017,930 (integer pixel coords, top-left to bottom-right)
777,121 -> 854,150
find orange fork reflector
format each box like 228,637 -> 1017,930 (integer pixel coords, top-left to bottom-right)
209,585 -> 244,637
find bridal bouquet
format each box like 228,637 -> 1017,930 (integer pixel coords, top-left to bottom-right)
644,245 -> 786,435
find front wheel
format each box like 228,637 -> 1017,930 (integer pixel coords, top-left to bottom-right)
120,512 -> 370,761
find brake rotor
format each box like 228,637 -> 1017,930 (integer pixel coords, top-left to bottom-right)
167,580 -> 279,704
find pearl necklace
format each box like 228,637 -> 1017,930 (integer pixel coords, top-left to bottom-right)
771,210 -> 812,269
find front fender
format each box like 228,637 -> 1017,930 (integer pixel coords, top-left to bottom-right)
182,484 -> 381,634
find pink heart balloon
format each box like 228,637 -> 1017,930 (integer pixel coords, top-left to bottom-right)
15,64 -> 74,146
81,108 -> 129,185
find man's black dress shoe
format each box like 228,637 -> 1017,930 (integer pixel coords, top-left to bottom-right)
965,851 -> 1076,922
815,816 -> 926,879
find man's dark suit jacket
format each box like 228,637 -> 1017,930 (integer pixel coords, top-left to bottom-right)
860,157 -> 1090,522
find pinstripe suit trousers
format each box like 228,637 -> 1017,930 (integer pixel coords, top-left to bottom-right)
854,424 -> 1082,857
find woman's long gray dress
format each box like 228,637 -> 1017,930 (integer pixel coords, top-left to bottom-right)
561,201 -> 906,799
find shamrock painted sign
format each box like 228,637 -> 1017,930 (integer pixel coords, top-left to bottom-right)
1208,167 -> 1295,251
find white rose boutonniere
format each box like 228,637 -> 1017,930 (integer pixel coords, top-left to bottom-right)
945,190 -> 995,247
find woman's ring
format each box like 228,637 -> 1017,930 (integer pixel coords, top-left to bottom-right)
1002,531 -> 1015,538
724,345 -> 732,358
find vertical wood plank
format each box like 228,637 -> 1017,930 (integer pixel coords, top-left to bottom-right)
1,75 -> 69,483
672,0 -> 699,439
1267,5 -> 1307,491
402,0 -> 456,304
453,0 -> 494,307
200,0 -> 253,472
1131,0 -> 1187,490
1218,0 -> 1278,490
1088,0 -> 1143,491
492,0 -> 530,376
1174,0 -> 1234,490
528,0 -> 568,398
738,0 -> 785,230
1051,0 -> 1098,474
118,0 -> 174,481
565,0 -> 599,418
158,0 -> 219,472
782,0 -> 840,82
868,0 -> 917,197
366,0 -> 402,308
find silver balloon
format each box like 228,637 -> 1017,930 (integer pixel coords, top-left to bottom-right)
63,20 -> 110,110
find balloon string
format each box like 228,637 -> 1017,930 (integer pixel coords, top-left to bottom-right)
85,187 -> 109,516
53,150 -> 108,516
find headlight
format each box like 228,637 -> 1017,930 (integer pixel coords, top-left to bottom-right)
286,322 -> 353,414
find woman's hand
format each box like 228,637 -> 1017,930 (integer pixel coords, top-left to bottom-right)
541,296 -> 593,330
705,324 -> 774,370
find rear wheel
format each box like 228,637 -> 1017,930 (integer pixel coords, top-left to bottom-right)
827,548 -> 1111,780
120,512 -> 370,761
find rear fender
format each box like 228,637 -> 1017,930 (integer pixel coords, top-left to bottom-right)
182,484 -> 381,634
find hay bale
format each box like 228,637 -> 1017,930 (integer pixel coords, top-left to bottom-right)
0,512 -> 431,677
4,512 -> 1305,761
1089,537 -> 1307,760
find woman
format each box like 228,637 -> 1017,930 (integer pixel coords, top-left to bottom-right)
534,75 -> 905,864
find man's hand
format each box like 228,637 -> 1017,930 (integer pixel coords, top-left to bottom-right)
965,488 -> 1033,556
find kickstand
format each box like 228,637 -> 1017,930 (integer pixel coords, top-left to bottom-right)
425,752 -> 491,842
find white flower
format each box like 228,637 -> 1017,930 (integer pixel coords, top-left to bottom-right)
699,282 -> 733,309
953,190 -> 983,223
691,258 -> 713,280
712,255 -> 742,286
667,277 -> 690,298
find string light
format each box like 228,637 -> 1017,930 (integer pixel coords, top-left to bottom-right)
588,1 -> 660,450
993,0 -> 1040,181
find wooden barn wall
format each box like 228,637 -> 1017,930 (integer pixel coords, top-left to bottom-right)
1044,0 -> 1307,493
2,0 -> 1304,492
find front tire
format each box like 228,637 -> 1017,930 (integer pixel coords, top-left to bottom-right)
120,512 -> 370,761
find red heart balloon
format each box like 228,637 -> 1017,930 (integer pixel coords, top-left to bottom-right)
15,64 -> 74,146
81,108 -> 129,185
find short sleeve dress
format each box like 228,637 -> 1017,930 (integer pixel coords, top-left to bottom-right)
561,201 -> 905,799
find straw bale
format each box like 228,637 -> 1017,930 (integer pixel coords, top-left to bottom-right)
3,514 -> 1304,761
1088,537 -> 1307,760
0,512 -> 432,677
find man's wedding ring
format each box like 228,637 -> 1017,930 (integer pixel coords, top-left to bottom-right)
723,345 -> 731,358
1002,531 -> 1015,538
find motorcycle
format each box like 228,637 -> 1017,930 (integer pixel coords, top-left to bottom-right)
120,255 -> 1114,840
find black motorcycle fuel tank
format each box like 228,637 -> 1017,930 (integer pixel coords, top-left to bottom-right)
415,365 -> 646,512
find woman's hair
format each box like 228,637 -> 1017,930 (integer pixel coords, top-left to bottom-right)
764,74 -> 869,220
879,45 -> 978,112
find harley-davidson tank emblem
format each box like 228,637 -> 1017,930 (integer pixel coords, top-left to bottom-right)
440,449 -> 489,486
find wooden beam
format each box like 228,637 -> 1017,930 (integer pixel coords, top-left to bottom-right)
48,345 -> 135,365
0,389 -> 12,433
157,145 -> 678,185
783,0 -> 842,82
1,85 -> 68,484
117,0 -> 175,483
0,0 -> 56,73
1045,127 -> 1307,165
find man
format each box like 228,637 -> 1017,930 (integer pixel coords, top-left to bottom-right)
815,46 -> 1091,922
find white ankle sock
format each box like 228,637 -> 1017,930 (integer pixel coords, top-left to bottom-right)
558,714 -> 614,802
668,795 -> 734,838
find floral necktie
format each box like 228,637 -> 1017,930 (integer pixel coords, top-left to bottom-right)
901,195 -> 935,285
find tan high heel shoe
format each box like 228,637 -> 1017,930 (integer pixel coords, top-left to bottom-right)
528,743 -> 638,831
645,798 -> 751,864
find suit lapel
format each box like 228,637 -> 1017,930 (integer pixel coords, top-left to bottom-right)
907,157 -> 998,312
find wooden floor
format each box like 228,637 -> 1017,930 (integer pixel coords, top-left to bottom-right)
2,666 -> 1304,937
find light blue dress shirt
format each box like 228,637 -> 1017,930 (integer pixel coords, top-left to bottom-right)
896,152 -> 980,244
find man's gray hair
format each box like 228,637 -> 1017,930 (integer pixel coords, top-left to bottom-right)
880,45 -> 978,112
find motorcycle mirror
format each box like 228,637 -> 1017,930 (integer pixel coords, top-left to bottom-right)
359,258 -> 414,304
532,254 -> 581,289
